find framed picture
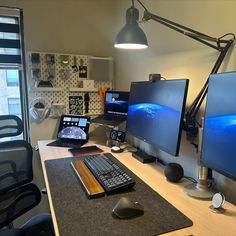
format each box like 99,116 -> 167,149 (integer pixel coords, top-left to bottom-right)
69,96 -> 83,115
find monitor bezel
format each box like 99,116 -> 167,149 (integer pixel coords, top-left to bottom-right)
104,91 -> 130,116
200,71 -> 236,181
126,79 -> 189,156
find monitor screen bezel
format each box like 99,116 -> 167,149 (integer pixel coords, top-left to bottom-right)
104,91 -> 130,116
126,79 -> 189,156
200,72 -> 236,181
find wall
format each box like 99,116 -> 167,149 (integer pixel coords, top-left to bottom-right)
114,0 -> 236,204
0,0 -> 118,225
0,0 -> 118,145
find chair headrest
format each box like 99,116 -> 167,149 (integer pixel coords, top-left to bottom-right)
0,115 -> 23,139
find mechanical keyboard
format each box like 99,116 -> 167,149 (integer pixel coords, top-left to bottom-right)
83,153 -> 135,193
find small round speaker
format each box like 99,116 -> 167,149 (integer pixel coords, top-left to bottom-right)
164,163 -> 184,183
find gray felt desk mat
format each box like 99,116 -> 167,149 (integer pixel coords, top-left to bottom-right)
45,155 -> 193,236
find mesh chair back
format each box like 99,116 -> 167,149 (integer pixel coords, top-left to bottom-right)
0,141 -> 33,194
0,183 -> 41,228
0,115 -> 23,139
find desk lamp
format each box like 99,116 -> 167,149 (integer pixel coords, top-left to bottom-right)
114,0 -> 235,199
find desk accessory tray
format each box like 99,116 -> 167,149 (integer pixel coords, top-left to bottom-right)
45,154 -> 193,236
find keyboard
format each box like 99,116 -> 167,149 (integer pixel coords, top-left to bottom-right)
83,153 -> 135,193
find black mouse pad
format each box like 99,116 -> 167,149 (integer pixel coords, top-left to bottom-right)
45,154 -> 193,236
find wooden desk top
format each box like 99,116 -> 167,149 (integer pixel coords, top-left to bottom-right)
38,140 -> 236,236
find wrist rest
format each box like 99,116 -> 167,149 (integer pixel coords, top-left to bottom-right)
71,160 -> 105,198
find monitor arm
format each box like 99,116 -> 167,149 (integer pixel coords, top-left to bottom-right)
136,0 -> 235,136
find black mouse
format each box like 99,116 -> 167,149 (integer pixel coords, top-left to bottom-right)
112,197 -> 144,219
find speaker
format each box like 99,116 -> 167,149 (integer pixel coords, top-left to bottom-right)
110,129 -> 126,143
164,163 -> 184,183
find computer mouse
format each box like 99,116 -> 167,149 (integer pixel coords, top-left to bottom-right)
112,197 -> 144,219
111,146 -> 124,153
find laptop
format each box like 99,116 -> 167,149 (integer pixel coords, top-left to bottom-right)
91,91 -> 130,127
47,115 -> 90,148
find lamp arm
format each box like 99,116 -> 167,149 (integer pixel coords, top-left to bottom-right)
188,39 -> 234,121
135,0 -> 235,134
142,11 -> 231,51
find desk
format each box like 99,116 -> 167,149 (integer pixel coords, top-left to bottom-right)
38,139 -> 236,236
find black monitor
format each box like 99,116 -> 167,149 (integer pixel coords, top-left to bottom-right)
201,71 -> 236,181
127,79 -> 189,157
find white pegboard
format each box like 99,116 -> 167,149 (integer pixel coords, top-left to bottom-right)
28,52 -> 113,116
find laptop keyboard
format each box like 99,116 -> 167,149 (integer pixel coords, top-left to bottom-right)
47,140 -> 87,149
105,115 -> 126,121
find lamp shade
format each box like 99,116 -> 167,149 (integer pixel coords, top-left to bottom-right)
114,6 -> 148,49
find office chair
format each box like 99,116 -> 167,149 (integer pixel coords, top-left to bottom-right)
0,115 -> 54,236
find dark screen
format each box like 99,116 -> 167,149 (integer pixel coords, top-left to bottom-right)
105,91 -> 129,116
126,80 -> 188,156
201,72 -> 236,180
58,115 -> 90,141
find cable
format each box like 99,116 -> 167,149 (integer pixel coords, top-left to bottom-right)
183,176 -> 198,184
136,0 -> 148,12
218,33 -> 235,41
132,0 -> 134,7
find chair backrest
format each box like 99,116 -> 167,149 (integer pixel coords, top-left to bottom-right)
0,115 -> 41,229
0,115 -> 23,139
0,115 -> 33,193
0,183 -> 41,228
0,140 -> 33,194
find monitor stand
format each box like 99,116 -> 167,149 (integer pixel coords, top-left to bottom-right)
184,126 -> 214,199
132,149 -> 156,163
184,165 -> 214,199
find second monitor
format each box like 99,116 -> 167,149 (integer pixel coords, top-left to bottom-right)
127,79 -> 189,161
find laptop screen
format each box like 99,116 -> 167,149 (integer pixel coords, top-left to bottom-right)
57,115 -> 90,141
105,91 -> 129,116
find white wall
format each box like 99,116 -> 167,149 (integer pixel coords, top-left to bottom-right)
114,0 -> 236,204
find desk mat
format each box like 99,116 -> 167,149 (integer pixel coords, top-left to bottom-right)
45,155 -> 193,236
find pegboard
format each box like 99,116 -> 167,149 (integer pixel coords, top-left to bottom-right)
28,52 -> 113,117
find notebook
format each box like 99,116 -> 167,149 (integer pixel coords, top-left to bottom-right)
47,115 -> 90,148
91,91 -> 129,127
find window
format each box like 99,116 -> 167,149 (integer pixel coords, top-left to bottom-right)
0,7 -> 29,141
8,98 -> 21,116
6,70 -> 19,86
3,32 -> 18,55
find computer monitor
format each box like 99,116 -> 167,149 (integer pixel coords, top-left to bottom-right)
127,79 -> 189,156
201,71 -> 236,181
105,91 -> 129,116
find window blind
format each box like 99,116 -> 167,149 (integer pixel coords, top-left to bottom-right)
0,7 -> 22,65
